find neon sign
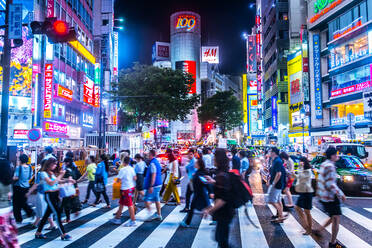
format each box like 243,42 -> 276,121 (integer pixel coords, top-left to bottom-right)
56,84 -> 73,101
44,64 -> 53,119
44,121 -> 68,134
331,81 -> 372,97
310,0 -> 342,23
83,77 -> 95,106
176,15 -> 196,31
333,18 -> 362,40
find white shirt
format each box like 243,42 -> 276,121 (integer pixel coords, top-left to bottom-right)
166,160 -> 179,183
117,166 -> 136,190
203,154 -> 213,169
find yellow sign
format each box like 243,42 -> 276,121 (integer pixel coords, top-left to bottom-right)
242,74 -> 248,124
69,40 -> 96,64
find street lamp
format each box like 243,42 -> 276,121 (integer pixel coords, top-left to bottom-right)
300,107 -> 306,154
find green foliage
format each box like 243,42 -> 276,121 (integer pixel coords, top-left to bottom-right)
112,63 -> 199,131
198,91 -> 243,134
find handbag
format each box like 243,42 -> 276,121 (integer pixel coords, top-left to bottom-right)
59,183 -> 76,198
112,178 -> 121,200
94,178 -> 105,193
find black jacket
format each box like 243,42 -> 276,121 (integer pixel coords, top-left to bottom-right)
191,170 -> 212,211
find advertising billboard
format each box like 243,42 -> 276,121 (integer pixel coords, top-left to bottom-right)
44,64 -> 53,118
152,42 -> 170,62
247,35 -> 256,73
44,121 -> 68,134
201,46 -> 219,64
313,34 -> 323,119
248,94 -> 260,136
56,84 -> 72,101
82,112 -> 94,128
288,50 -> 303,106
242,74 -> 248,125
83,77 -> 95,106
272,96 -> 278,130
175,61 -> 197,94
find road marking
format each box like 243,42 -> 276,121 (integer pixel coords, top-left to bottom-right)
268,205 -> 320,248
191,215 -> 217,248
18,204 -> 104,245
312,207 -> 371,248
239,204 -> 269,248
364,208 -> 372,213
39,207 -> 119,248
341,207 -> 372,231
89,205 -> 164,248
138,205 -> 184,248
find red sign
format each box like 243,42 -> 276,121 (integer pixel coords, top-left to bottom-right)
44,121 -> 68,134
56,84 -> 73,101
291,79 -> 300,94
302,57 -> 309,72
83,77 -> 95,106
333,18 -> 362,40
44,64 -> 53,118
249,80 -> 257,88
47,0 -> 54,18
331,81 -> 372,97
13,130 -> 28,139
175,61 -> 197,94
251,100 -> 258,106
94,85 -> 100,108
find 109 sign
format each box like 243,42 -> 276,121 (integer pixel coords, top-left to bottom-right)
176,16 -> 196,31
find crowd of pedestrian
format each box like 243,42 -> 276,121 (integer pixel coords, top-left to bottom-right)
0,144 -> 348,248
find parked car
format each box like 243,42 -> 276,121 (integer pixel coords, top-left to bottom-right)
311,155 -> 372,193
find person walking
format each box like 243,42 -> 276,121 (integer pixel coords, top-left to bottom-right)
280,152 -> 295,208
12,154 -> 35,224
239,150 -> 250,186
162,149 -> 181,205
81,156 -> 97,204
314,147 -> 346,248
181,158 -> 212,227
92,154 -> 111,208
202,148 -> 213,173
143,150 -> 163,221
111,157 -> 137,226
35,158 -> 72,241
231,148 -> 241,171
180,149 -> 196,213
203,149 -> 234,248
294,156 -> 314,235
133,154 -> 146,206
267,147 -> 287,224
61,158 -> 82,223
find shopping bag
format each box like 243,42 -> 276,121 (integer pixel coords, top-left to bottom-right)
94,180 -> 105,193
59,183 -> 76,198
112,178 -> 121,200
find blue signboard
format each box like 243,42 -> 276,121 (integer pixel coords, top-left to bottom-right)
313,34 -> 323,119
82,112 -> 94,128
272,96 -> 278,130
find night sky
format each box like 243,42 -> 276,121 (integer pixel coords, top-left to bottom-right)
114,0 -> 255,75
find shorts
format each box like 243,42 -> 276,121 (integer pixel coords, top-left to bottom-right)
267,185 -> 282,203
320,198 -> 342,217
136,174 -> 144,191
296,193 -> 313,210
119,188 -> 135,207
144,186 -> 161,202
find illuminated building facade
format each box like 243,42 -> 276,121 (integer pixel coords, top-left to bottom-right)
308,0 -> 372,143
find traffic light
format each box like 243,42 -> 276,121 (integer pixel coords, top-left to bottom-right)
205,122 -> 213,132
30,18 -> 77,43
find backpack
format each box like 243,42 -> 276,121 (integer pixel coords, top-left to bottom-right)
229,169 -> 253,208
0,157 -> 13,186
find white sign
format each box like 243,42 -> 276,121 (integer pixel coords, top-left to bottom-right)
363,91 -> 372,119
8,4 -> 22,39
218,138 -> 227,149
201,46 -> 219,64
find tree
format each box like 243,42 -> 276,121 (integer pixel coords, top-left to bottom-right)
198,91 -> 243,136
112,63 -> 199,132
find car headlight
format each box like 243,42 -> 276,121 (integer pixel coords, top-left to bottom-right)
342,175 -> 354,182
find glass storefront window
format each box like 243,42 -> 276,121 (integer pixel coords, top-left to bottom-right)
330,64 -> 371,97
329,33 -> 368,69
330,101 -> 368,125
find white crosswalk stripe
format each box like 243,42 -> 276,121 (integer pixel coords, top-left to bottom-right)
311,207 -> 371,248
18,203 -> 372,248
365,208 -> 372,213
18,204 -> 104,245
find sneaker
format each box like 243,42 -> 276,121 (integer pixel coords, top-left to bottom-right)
110,218 -> 121,225
180,208 -> 189,213
124,220 -> 136,227
209,221 -> 216,225
180,221 -> 190,228
329,242 -> 346,248
151,213 -> 162,221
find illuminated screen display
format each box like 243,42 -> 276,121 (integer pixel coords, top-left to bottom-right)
175,61 -> 197,94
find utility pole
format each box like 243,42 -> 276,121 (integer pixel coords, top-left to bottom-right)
0,0 -> 13,156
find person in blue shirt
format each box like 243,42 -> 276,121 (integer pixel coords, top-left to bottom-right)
180,149 -> 196,213
92,154 -> 110,208
239,150 -> 250,186
143,150 -> 163,221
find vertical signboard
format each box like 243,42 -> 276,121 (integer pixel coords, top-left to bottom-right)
242,74 -> 248,124
313,34 -> 323,119
8,4 -> 22,39
272,96 -> 278,130
47,0 -> 54,18
247,35 -> 256,73
83,77 -> 95,106
175,61 -> 197,94
44,64 -> 53,118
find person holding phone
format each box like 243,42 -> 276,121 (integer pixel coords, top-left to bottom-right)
180,158 -> 213,227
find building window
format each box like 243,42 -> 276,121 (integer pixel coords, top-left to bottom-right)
102,19 -> 109,26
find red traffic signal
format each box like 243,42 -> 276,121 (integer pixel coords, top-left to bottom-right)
205,123 -> 213,131
53,20 -> 69,35
30,18 -> 77,43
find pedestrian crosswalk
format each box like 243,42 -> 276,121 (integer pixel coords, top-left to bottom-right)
18,201 -> 372,248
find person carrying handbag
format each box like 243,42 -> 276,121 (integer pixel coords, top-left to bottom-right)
162,150 -> 181,205
12,154 -> 35,224
92,154 -> 110,208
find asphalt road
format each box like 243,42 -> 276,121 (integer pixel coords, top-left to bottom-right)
17,166 -> 372,248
